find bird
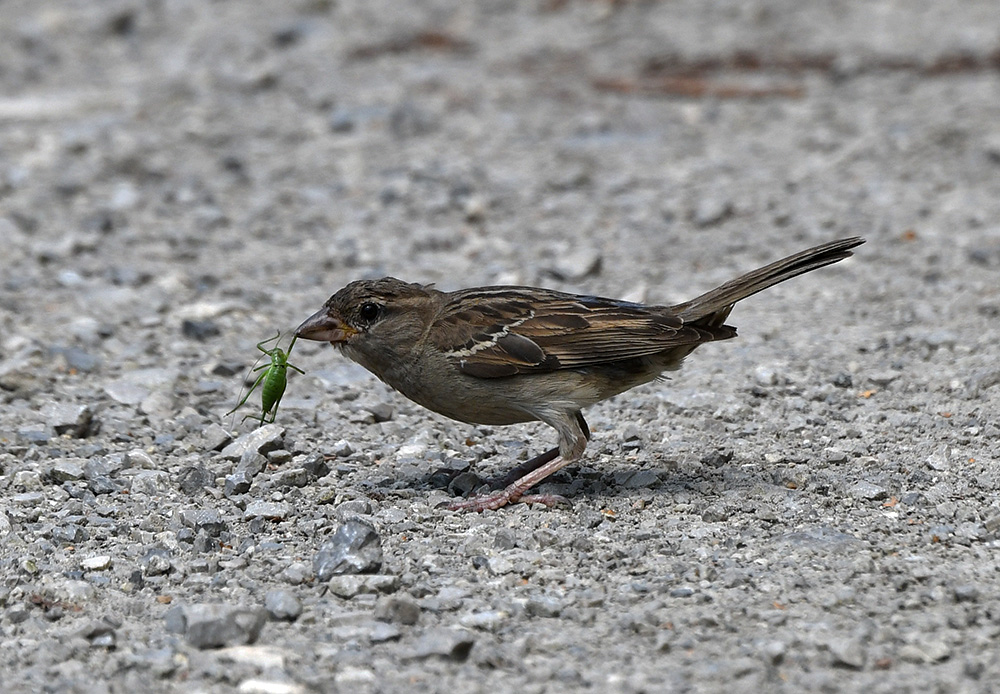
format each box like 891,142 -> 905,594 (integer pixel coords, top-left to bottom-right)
296,237 -> 864,512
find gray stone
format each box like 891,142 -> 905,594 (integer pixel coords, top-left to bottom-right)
83,459 -> 117,495
42,403 -> 93,437
13,470 -> 43,490
53,524 -> 88,543
780,526 -> 859,551
103,368 -> 178,405
899,640 -> 951,663
763,640 -> 786,665
459,611 -> 508,631
51,346 -> 100,373
124,449 -> 157,469
753,365 -> 779,386
331,439 -> 354,457
486,556 -> 514,576
237,451 -> 269,476
848,481 -> 888,501
828,637 -> 866,669
220,424 -> 285,460
375,596 -> 421,625
78,619 -> 117,649
366,403 -> 394,423
224,469 -> 254,497
243,501 -> 290,521
200,424 -> 232,452
279,562 -> 310,585
80,555 -> 112,571
225,450 -> 268,496
327,574 -> 399,598
546,247 -> 601,281
329,108 -> 356,132
130,470 -> 170,495
954,584 -> 980,602
144,553 -> 172,576
918,330 -> 958,350
824,448 -> 849,464
525,596 -> 562,618
177,465 -> 212,495
173,603 -> 267,649
406,628 -> 475,661
867,371 -> 901,387
334,499 -> 374,520
701,506 -> 729,522
179,508 -> 226,536
701,450 -> 733,468
623,470 -> 661,489
271,468 -> 311,488
370,622 -> 402,643
692,195 -> 733,227
264,589 -> 302,621
13,492 -> 45,505
267,449 -> 294,465
298,453 -> 330,479
314,520 -> 383,579
48,459 -> 86,482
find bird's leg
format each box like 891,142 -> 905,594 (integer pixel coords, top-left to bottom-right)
448,411 -> 589,512
486,446 -> 558,490
487,412 -> 590,490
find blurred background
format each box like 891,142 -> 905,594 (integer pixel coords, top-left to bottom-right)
3,0 -> 998,349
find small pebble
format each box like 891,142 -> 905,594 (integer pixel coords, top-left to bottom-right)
828,637 -> 866,669
243,501 -> 290,521
313,520 -> 383,579
173,603 -> 268,649
80,555 -> 112,571
406,628 -> 475,661
264,590 -> 302,621
375,596 -> 421,625
326,574 -> 399,598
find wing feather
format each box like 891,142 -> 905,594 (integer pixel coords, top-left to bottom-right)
430,287 -> 733,378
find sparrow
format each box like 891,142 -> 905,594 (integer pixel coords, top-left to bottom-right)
296,237 -> 864,512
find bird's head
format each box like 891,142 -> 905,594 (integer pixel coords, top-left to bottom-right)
296,278 -> 438,371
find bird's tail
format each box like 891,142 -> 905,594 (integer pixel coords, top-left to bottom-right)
671,237 -> 865,326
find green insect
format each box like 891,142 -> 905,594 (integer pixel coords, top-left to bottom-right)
226,332 -> 305,427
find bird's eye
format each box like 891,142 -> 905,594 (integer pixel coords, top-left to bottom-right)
357,301 -> 382,324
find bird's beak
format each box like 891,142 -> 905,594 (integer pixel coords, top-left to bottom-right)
296,309 -> 357,343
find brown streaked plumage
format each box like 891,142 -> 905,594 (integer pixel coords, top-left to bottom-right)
297,237 -> 864,511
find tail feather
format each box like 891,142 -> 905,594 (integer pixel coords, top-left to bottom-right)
672,237 -> 864,325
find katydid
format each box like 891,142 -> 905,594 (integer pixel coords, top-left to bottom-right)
226,332 -> 305,427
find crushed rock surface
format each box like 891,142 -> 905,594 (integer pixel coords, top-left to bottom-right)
2,1 -> 1000,692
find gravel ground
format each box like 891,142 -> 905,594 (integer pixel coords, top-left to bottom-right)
2,1 -> 1000,693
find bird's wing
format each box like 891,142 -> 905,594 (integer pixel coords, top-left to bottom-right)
429,287 -> 730,378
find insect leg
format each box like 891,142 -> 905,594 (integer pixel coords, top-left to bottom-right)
225,370 -> 268,416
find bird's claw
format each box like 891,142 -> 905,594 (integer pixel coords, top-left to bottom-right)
444,490 -> 569,513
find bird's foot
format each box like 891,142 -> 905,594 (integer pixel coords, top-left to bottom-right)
443,443 -> 582,512
445,488 -> 568,512
512,493 -> 569,508
485,446 -> 559,490
445,488 -> 517,512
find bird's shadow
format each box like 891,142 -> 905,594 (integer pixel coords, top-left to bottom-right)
363,456 -> 720,505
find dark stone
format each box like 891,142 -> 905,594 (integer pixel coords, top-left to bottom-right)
181,320 -> 221,341
172,603 -> 267,649
313,520 -> 383,580
178,465 -> 212,495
